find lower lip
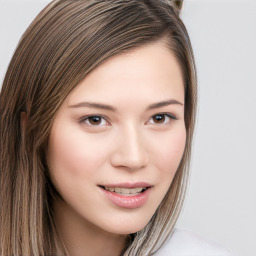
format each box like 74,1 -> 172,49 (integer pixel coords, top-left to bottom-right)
100,187 -> 151,209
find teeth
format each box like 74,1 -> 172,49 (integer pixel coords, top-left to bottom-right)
104,187 -> 146,195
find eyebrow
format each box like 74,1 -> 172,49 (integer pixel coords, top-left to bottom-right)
68,99 -> 183,112
146,99 -> 183,110
69,102 -> 117,111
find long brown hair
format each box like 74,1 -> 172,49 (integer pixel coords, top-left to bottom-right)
0,0 -> 196,255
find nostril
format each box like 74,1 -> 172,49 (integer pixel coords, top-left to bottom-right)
110,151 -> 148,170
110,131 -> 149,169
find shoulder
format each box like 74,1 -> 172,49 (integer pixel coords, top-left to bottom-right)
154,229 -> 236,256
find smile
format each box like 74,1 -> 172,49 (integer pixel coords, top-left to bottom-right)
99,183 -> 152,209
103,186 -> 147,196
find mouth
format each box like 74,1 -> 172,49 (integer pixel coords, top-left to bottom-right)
98,183 -> 152,208
99,186 -> 149,196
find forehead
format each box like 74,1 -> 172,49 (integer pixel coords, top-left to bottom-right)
66,41 -> 184,106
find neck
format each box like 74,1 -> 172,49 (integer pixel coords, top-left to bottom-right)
53,198 -> 128,256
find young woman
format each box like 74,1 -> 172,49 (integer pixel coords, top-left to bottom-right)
0,0 -> 234,255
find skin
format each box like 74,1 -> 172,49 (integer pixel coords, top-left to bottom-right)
47,40 -> 186,256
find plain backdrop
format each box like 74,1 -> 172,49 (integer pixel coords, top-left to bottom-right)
0,1 -> 255,256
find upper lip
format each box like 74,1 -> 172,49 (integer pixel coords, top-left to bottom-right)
98,182 -> 152,189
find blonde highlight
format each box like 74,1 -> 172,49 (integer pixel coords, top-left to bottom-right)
0,1 -> 197,255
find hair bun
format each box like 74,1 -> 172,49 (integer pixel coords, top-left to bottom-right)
161,0 -> 184,15
174,0 -> 184,10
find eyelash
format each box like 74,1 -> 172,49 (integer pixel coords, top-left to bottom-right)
80,115 -> 110,126
147,113 -> 177,125
79,113 -> 177,127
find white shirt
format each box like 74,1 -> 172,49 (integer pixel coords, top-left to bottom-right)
155,229 -> 236,256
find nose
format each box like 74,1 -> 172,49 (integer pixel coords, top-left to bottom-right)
110,124 -> 149,170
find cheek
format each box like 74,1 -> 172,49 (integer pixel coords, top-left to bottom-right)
47,124 -> 107,180
153,127 -> 186,180
143,127 -> 186,221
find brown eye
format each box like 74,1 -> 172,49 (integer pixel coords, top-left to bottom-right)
152,114 -> 166,123
147,113 -> 176,125
88,116 -> 101,125
83,116 -> 108,126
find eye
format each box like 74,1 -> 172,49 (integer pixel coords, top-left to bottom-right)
147,113 -> 176,125
82,115 -> 109,126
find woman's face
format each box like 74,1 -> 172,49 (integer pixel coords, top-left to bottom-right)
47,41 -> 186,235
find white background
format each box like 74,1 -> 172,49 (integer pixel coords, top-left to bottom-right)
0,1 -> 255,256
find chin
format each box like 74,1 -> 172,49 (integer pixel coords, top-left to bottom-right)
101,211 -> 154,235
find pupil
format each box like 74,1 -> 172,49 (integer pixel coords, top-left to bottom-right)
153,114 -> 165,123
89,116 -> 101,125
